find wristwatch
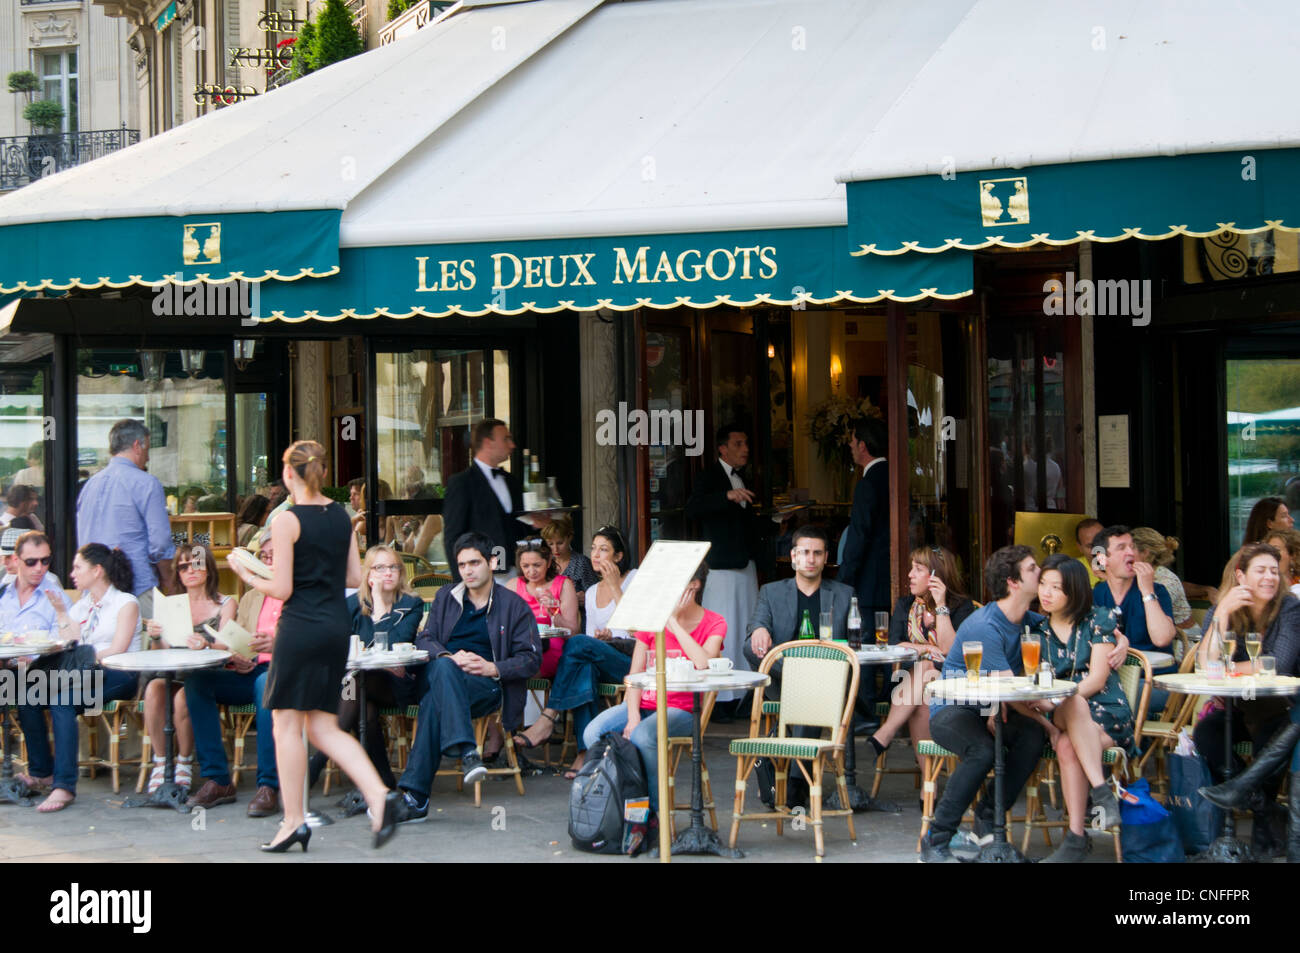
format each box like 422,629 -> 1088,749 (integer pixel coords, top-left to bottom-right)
935,605 -> 950,616
1141,592 -> 1157,604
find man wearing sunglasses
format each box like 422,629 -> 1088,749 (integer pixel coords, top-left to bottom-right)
0,532 -> 73,635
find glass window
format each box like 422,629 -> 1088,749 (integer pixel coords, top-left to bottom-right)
645,328 -> 690,543
39,50 -> 78,133
1226,358 -> 1300,547
234,392 -> 269,499
76,349 -> 228,512
0,367 -> 48,530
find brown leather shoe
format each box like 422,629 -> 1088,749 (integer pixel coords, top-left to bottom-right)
246,785 -> 280,817
187,779 -> 237,809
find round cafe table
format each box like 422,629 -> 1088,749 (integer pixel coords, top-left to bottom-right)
825,642 -> 918,813
330,648 -> 430,818
0,637 -> 70,806
925,674 -> 1077,863
625,668 -> 769,858
103,648 -> 231,813
1155,671 -> 1300,863
1139,651 -> 1174,670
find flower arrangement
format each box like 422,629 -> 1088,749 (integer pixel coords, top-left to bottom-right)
807,395 -> 883,470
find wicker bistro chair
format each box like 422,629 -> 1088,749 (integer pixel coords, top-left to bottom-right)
729,640 -> 859,860
1134,646 -> 1199,796
1019,649 -> 1152,860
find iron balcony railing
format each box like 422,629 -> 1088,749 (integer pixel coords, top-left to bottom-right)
0,127 -> 140,192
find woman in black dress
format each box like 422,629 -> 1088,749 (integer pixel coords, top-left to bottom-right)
228,440 -> 399,852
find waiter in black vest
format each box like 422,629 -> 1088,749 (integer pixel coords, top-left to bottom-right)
686,424 -> 769,700
442,419 -> 536,583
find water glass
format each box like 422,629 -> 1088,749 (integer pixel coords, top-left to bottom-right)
1257,655 -> 1276,678
819,610 -> 833,642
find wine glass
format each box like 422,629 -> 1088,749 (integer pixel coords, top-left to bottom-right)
539,593 -> 560,629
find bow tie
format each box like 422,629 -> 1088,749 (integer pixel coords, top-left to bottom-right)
491,468 -> 506,479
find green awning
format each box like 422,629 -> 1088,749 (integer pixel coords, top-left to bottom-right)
257,226 -> 973,321
0,210 -> 341,293
845,148 -> 1300,257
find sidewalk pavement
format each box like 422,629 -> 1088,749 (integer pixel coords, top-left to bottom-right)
0,722 -> 1117,863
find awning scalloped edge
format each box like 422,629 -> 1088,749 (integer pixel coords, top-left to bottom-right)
260,288 -> 975,322
0,265 -> 342,295
849,221 -> 1300,257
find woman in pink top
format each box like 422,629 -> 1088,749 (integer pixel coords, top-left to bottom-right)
581,565 -> 725,809
513,538 -> 579,679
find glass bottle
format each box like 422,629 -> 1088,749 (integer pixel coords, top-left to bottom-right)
847,597 -> 862,649
799,609 -> 815,640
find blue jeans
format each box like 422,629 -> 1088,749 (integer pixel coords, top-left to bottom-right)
18,666 -> 136,794
1290,703 -> 1300,773
582,703 -> 693,810
548,635 -> 632,752
398,656 -> 501,800
183,663 -> 274,788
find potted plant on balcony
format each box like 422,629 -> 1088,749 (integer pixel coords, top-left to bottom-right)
20,99 -> 65,180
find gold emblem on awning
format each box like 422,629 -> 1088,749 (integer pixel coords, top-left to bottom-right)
978,177 -> 1029,226
183,222 -> 222,265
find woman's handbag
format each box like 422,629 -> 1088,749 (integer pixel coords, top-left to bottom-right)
1167,750 -> 1224,856
1119,778 -> 1184,863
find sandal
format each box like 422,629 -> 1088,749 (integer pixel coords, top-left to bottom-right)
512,712 -> 556,751
176,755 -> 193,789
16,773 -> 52,794
36,790 -> 75,813
147,758 -> 165,794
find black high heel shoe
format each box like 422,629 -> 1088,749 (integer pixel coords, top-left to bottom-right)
260,823 -> 311,853
373,791 -> 400,849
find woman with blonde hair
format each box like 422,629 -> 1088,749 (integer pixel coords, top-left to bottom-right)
308,545 -> 425,793
1130,528 -> 1198,630
542,515 -> 598,598
228,440 -> 399,852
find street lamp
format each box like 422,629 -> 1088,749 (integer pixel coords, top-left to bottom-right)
180,349 -> 206,378
233,339 -> 257,371
138,350 -> 166,383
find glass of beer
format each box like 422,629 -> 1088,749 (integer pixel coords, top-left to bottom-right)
962,641 -> 983,683
875,611 -> 889,649
1020,632 -> 1041,679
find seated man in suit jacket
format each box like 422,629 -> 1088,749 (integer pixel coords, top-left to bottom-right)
394,531 -> 540,822
686,425 -> 770,691
743,524 -> 855,678
442,418 -> 536,583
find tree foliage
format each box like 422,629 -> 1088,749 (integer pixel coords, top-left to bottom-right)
312,0 -> 364,68
22,100 -> 65,130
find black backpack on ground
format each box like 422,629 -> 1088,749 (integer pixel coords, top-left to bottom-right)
568,731 -> 651,855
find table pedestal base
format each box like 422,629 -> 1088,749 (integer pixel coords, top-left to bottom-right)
305,810 -> 335,828
124,782 -> 191,813
975,840 -> 1028,863
653,824 -> 744,859
1200,836 -> 1255,863
0,778 -> 33,806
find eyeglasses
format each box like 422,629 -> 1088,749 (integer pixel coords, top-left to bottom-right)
258,550 -> 273,562
22,556 -> 51,568
177,563 -> 205,573
371,565 -> 401,574
519,538 -> 547,551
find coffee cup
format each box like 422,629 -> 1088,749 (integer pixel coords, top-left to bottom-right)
394,642 -> 415,657
708,657 -> 734,674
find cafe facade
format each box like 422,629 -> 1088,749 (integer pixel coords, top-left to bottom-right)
0,0 -> 1297,600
